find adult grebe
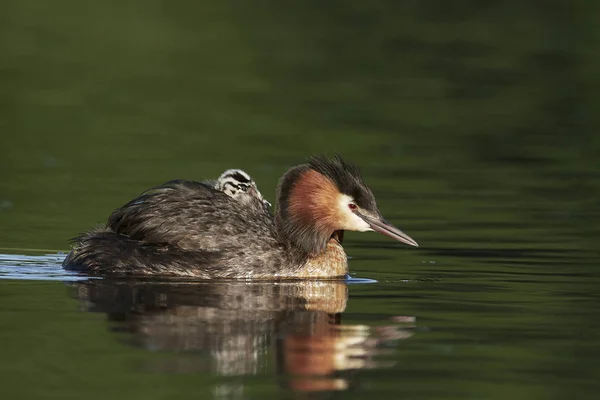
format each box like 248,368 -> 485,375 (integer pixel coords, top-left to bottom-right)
63,156 -> 418,278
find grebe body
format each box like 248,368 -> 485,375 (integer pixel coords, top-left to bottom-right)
63,156 -> 417,279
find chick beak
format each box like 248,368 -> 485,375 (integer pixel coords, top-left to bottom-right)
359,213 -> 419,247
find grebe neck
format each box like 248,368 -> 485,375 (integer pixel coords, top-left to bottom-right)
275,165 -> 337,255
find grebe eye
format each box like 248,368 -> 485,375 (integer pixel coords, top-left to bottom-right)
348,203 -> 357,211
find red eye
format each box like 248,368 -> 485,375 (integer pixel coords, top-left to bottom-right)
348,203 -> 357,211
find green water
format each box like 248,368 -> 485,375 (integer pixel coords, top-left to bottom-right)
1,1 -> 600,398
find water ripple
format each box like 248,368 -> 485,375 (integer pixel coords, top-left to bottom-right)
0,253 -> 87,281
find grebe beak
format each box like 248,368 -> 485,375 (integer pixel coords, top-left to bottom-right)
360,214 -> 419,247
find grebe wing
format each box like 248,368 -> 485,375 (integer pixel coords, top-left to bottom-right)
107,180 -> 277,250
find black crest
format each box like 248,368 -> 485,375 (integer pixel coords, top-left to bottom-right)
307,155 -> 378,212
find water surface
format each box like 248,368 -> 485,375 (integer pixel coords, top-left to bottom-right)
1,1 -> 600,399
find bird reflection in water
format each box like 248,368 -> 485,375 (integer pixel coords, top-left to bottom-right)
70,279 -> 415,394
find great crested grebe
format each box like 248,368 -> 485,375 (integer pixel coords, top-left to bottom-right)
63,156 -> 418,279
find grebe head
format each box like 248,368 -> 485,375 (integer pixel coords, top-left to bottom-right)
216,169 -> 271,207
276,156 -> 418,254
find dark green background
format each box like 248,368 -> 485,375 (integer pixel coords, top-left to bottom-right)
1,1 -> 599,398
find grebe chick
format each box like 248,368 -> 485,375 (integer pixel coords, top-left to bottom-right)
63,156 -> 418,279
214,169 -> 271,209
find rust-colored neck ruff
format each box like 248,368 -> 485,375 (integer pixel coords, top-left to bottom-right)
288,170 -> 339,232
277,168 -> 343,255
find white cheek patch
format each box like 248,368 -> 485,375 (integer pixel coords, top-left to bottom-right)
349,213 -> 372,232
338,194 -> 372,232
